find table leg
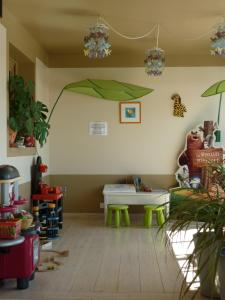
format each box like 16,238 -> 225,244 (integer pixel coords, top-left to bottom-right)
104,201 -> 107,224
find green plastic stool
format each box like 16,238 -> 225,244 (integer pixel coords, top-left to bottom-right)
107,205 -> 130,228
144,205 -> 165,228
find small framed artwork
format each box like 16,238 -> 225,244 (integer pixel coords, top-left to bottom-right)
119,102 -> 141,124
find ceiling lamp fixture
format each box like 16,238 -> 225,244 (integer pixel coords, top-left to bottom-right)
144,25 -> 165,76
210,18 -> 225,58
84,22 -> 112,59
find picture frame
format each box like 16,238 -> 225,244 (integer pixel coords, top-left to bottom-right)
119,102 -> 141,124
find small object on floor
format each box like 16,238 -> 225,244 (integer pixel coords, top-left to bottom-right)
42,249 -> 69,257
37,249 -> 69,272
42,255 -> 62,265
37,264 -> 57,272
41,240 -> 52,250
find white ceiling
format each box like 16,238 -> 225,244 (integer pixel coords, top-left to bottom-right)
4,0 -> 225,66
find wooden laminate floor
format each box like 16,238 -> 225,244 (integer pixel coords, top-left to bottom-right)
0,214 -> 207,300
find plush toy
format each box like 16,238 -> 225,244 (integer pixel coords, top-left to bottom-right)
199,120 -> 216,148
176,166 -> 191,188
171,93 -> 187,117
178,131 -> 204,178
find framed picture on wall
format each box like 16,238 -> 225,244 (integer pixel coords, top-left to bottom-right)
119,102 -> 141,124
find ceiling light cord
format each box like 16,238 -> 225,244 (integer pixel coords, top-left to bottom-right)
183,29 -> 214,41
99,16 -> 157,40
159,23 -> 216,41
99,17 -> 216,42
156,24 -> 159,48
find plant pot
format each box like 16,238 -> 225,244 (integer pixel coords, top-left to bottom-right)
8,127 -> 17,146
16,136 -> 25,147
24,135 -> 35,147
219,248 -> 225,300
193,232 -> 220,299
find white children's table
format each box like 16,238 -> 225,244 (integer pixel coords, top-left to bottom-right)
102,184 -> 170,224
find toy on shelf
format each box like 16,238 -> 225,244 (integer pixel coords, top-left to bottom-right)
31,156 -> 63,240
0,165 -> 40,289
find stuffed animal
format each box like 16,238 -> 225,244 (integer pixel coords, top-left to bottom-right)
178,131 -> 204,178
171,93 -> 187,117
176,166 -> 191,188
199,120 -> 216,148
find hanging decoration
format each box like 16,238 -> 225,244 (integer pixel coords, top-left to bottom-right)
144,25 -> 165,76
210,19 -> 225,57
83,17 -> 158,71
82,16 -> 224,75
144,48 -> 165,76
84,23 -> 111,59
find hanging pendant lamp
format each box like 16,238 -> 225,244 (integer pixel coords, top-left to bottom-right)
144,25 -> 165,76
83,22 -> 112,59
210,18 -> 225,58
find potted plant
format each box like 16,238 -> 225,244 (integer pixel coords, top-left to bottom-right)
161,162 -> 225,299
8,74 -> 50,147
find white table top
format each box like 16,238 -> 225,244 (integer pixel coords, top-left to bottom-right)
103,184 -> 168,195
103,184 -> 136,194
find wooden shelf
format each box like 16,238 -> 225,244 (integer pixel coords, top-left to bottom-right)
7,147 -> 36,157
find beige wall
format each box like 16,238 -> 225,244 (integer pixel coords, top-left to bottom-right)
2,10 -> 225,212
35,58 -> 50,171
49,67 -> 224,176
1,7 -> 48,64
0,24 -> 50,188
47,66 -> 225,212
50,174 -> 175,213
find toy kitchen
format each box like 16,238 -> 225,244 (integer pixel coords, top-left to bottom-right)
0,165 -> 39,289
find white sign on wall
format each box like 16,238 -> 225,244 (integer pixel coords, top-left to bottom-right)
89,122 -> 108,136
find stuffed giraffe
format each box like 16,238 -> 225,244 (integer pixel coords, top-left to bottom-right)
171,93 -> 187,117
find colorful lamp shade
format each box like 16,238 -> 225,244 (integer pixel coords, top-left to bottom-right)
84,23 -> 112,59
210,20 -> 225,57
144,47 -> 165,76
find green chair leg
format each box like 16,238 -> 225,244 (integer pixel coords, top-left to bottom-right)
107,205 -> 130,228
124,208 -> 130,226
144,211 -> 148,226
107,208 -> 113,226
145,210 -> 152,228
157,210 -> 165,226
115,210 -> 120,228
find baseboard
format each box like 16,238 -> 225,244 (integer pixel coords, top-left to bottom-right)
63,212 -> 103,218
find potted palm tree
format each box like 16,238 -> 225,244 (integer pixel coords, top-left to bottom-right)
162,162 -> 225,299
8,74 -> 50,147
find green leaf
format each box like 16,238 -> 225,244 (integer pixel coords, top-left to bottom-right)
25,118 -> 34,135
8,74 -> 50,146
9,117 -> 19,132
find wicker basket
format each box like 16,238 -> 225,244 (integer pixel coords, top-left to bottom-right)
0,219 -> 21,239
21,217 -> 33,230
